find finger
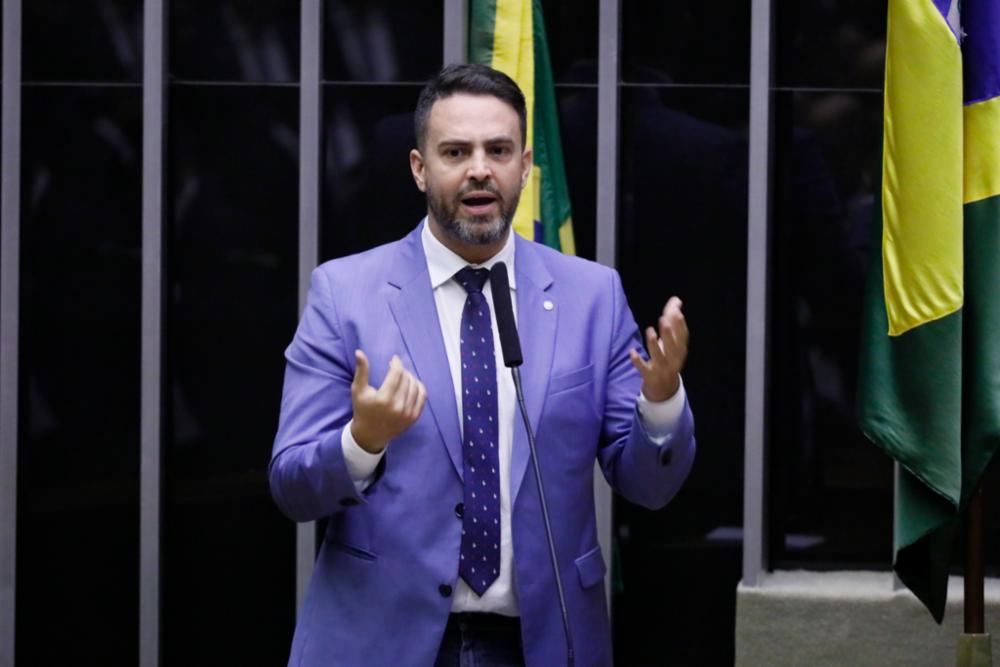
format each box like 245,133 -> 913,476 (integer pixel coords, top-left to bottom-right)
377,355 -> 405,399
657,327 -> 682,369
403,374 -> 421,417
658,310 -> 688,375
673,309 -> 689,350
352,349 -> 370,390
667,319 -> 688,357
662,296 -> 683,317
645,326 -> 667,365
393,372 -> 413,411
662,311 -> 691,360
412,381 -> 428,418
400,374 -> 416,414
663,296 -> 689,337
629,347 -> 652,377
663,298 -> 688,347
658,316 -> 681,359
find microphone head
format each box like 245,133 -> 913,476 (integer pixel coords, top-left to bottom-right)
490,262 -> 523,367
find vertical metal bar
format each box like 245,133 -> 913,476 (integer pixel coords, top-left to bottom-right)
0,2 -> 22,665
595,0 -> 620,609
595,0 -> 619,269
742,0 -> 773,588
443,0 -> 468,65
140,0 -> 166,664
296,0 -> 322,614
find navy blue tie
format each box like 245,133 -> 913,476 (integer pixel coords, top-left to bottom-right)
455,267 -> 501,596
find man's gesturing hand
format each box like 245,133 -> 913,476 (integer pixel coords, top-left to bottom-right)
628,297 -> 689,402
350,350 -> 427,454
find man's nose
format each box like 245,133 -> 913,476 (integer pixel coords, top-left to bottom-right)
466,150 -> 492,181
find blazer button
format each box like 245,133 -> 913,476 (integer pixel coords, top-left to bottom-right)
340,497 -> 359,507
439,584 -> 453,598
455,503 -> 464,518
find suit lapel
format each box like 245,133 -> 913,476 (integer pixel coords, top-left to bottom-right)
509,235 -> 557,503
387,228 -> 464,481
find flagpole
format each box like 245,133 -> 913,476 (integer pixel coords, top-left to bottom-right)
965,485 -> 985,634
958,484 -> 991,666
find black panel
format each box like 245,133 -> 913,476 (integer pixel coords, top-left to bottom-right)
541,0 -> 598,84
775,0 -> 887,89
24,0 -> 142,82
170,0 -> 300,82
556,85 -> 597,261
621,0 -> 751,85
164,85 -> 298,666
17,85 -> 141,664
323,0 -> 441,82
615,86 -> 749,666
768,90 -> 892,569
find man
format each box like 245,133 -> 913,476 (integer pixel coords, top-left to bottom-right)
269,64 -> 695,667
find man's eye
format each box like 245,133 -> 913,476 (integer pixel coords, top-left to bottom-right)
490,146 -> 510,156
446,148 -> 464,158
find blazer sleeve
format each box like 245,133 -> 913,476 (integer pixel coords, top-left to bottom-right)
268,266 -> 369,522
595,269 -> 696,510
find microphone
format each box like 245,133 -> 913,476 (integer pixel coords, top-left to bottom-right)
489,262 -> 575,667
488,262 -> 522,367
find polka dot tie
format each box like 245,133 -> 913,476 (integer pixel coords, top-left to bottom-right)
455,267 -> 501,596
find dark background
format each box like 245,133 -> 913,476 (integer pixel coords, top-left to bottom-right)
13,1 -> 995,665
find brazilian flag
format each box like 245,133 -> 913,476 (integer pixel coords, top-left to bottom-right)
858,0 -> 1000,622
468,0 -> 576,254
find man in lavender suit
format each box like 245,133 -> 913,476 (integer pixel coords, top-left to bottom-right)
269,64 -> 695,667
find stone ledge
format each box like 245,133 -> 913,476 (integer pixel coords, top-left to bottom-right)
736,571 -> 1000,666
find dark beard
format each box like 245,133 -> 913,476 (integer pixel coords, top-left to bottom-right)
427,182 -> 520,246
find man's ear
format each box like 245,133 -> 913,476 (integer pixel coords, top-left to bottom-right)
520,147 -> 534,189
410,148 -> 427,192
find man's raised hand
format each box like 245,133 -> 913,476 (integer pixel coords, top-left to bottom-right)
628,297 -> 689,402
350,350 -> 427,453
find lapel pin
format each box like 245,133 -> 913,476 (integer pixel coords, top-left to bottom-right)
543,300 -> 554,311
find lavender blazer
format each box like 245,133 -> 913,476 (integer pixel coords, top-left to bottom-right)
269,224 -> 696,666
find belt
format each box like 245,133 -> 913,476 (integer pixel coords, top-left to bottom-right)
446,612 -> 521,634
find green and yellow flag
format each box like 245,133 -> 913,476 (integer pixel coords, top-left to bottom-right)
468,0 -> 576,254
858,0 -> 1000,622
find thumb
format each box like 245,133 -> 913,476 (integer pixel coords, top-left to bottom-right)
352,349 -> 370,390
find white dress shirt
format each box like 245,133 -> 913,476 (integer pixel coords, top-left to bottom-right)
340,219 -> 686,615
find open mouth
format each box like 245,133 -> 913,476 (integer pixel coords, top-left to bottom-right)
460,191 -> 499,214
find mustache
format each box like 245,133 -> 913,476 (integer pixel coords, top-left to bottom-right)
457,182 -> 502,199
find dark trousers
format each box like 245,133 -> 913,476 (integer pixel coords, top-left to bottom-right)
434,613 -> 526,667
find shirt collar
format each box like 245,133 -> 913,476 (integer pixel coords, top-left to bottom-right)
421,217 -> 517,290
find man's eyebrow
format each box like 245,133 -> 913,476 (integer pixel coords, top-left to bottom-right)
436,136 -> 515,148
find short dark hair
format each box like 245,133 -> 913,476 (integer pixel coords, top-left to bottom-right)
414,63 -> 527,151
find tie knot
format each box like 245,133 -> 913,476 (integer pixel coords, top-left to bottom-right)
455,267 -> 490,295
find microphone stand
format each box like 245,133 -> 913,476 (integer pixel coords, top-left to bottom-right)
490,262 -> 574,667
511,366 -> 575,667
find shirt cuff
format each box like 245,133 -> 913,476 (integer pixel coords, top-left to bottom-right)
341,419 -> 385,492
636,377 -> 687,445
